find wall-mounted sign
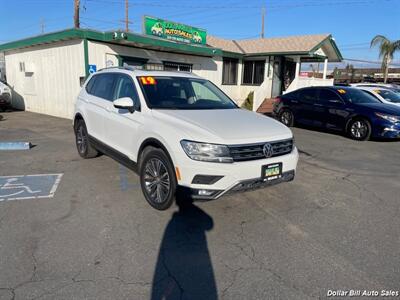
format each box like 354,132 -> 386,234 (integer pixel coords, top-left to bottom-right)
143,16 -> 207,45
88,64 -> 97,74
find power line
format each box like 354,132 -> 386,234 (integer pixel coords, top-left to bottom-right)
85,0 -> 400,10
343,58 -> 400,67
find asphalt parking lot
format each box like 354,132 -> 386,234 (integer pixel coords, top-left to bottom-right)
0,111 -> 399,300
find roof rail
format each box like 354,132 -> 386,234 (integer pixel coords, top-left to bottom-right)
98,65 -> 141,72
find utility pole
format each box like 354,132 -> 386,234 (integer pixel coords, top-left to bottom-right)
261,6 -> 265,38
40,18 -> 45,34
125,0 -> 129,32
74,0 -> 80,28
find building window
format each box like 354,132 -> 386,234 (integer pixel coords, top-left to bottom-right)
120,56 -> 148,69
222,58 -> 238,85
242,60 -> 265,85
163,61 -> 192,72
145,63 -> 164,71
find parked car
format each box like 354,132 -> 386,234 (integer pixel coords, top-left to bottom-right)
74,68 -> 299,210
192,31 -> 202,43
351,83 -> 400,93
354,86 -> 400,107
151,22 -> 163,36
0,80 -> 12,111
273,86 -> 400,141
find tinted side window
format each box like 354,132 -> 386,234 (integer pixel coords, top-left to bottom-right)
85,76 -> 97,94
91,74 -> 116,100
298,89 -> 317,104
318,89 -> 342,104
113,75 -> 140,106
284,90 -> 299,100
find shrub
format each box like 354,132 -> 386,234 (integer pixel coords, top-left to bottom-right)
241,91 -> 254,110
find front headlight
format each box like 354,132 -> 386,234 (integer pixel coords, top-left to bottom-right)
180,140 -> 233,163
375,112 -> 400,123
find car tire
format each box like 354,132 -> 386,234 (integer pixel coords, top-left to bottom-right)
74,119 -> 99,158
279,109 -> 294,127
139,147 -> 177,210
348,118 -> 371,141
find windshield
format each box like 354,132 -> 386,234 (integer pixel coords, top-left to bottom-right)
375,89 -> 400,103
137,76 -> 238,110
342,88 -> 382,104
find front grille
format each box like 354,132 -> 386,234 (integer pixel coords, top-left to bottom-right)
228,139 -> 293,162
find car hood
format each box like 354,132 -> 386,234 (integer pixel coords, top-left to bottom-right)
357,103 -> 400,115
151,108 -> 293,144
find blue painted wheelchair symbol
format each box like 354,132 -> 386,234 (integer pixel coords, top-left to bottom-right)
0,174 -> 63,202
88,64 -> 97,74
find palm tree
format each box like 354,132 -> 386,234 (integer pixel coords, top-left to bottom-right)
370,35 -> 400,83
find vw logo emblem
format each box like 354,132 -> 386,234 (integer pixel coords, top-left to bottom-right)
263,143 -> 274,158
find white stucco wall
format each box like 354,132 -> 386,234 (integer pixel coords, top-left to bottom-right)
4,39 -> 274,120
5,39 -> 85,119
87,41 -> 271,105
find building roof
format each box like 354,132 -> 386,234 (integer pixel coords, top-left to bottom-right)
0,28 -> 222,57
206,36 -> 243,53
0,28 -> 342,61
207,33 -> 342,61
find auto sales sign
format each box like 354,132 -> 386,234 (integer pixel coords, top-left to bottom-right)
143,16 -> 207,45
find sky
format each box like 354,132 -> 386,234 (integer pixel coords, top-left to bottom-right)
1,0 -> 400,68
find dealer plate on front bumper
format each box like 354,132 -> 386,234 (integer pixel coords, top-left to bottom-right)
262,163 -> 282,181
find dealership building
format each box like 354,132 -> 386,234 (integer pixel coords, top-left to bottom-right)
0,17 -> 342,119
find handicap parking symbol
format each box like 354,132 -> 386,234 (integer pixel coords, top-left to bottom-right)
88,64 -> 97,74
0,174 -> 63,202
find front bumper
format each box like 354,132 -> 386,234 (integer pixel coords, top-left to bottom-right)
373,120 -> 400,139
174,146 -> 299,200
188,170 -> 295,200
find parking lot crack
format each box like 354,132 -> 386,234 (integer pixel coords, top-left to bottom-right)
0,287 -> 15,300
342,174 -> 385,203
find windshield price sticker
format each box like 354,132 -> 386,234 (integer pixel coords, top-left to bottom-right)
337,89 -> 347,94
140,76 -> 157,85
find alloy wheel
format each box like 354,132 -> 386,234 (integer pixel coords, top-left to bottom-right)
350,120 -> 368,139
143,158 -> 171,204
76,125 -> 87,154
281,111 -> 293,126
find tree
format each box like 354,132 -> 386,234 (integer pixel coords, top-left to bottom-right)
345,64 -> 355,83
370,35 -> 400,83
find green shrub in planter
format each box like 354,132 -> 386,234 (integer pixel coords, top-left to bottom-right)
241,91 -> 254,110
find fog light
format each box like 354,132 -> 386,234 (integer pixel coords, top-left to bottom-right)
198,189 -> 215,196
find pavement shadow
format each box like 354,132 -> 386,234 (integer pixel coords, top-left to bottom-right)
151,194 -> 217,300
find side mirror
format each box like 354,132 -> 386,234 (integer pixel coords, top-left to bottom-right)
113,97 -> 135,113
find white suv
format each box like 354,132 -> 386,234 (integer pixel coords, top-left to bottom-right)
74,68 -> 298,210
